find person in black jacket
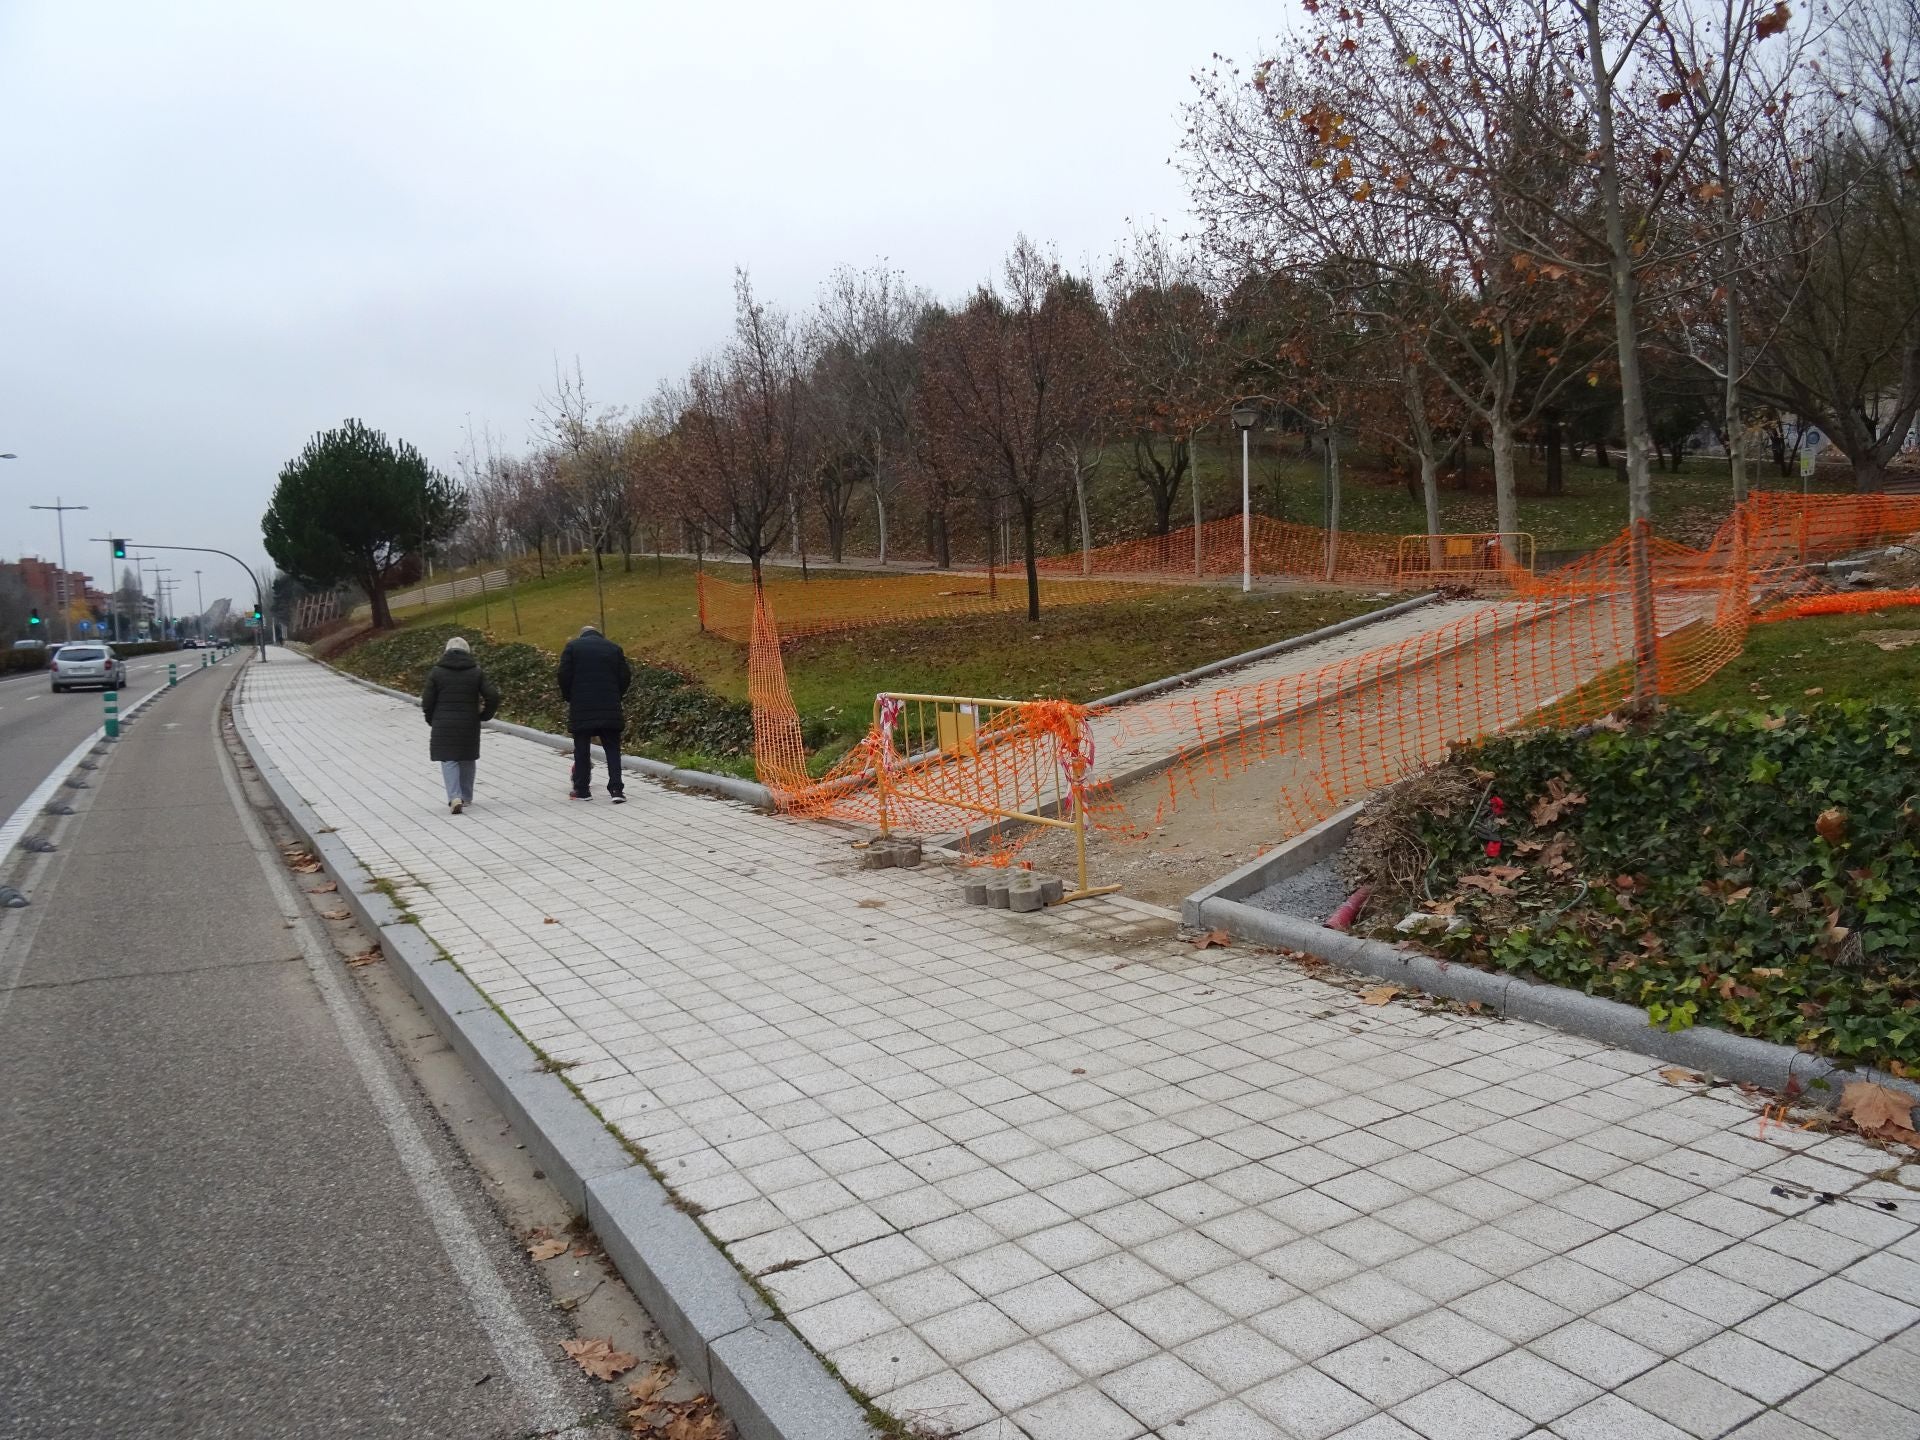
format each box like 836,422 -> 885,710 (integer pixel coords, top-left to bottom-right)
421,636 -> 501,815
557,624 -> 632,802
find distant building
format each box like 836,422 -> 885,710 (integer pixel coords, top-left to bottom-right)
5,557 -> 106,619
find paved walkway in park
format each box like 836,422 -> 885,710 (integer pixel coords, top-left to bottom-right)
239,651 -> 1920,1440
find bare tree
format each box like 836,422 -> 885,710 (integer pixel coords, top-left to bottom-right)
918,238 -> 1106,620
672,272 -> 807,585
536,359 -> 628,630
1103,229 -> 1228,539
806,264 -> 931,564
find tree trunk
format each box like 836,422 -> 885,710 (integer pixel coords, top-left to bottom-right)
535,540 -> 546,579
934,507 -> 950,569
1324,425 -> 1343,581
1490,417 -> 1520,541
1545,411 -> 1564,497
1583,0 -> 1658,702
368,579 -> 394,630
874,434 -> 889,566
1075,455 -> 1092,577
1421,453 -> 1443,567
1021,499 -> 1040,623
1192,428 -> 1204,576
591,545 -> 606,633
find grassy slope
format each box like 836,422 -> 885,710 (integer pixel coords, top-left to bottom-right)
375,558 -> 1393,770
1672,604 -> 1920,714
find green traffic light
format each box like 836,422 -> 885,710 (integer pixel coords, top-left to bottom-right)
112,539 -> 127,559
29,610 -> 42,626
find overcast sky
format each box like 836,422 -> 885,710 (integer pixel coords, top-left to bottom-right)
0,1 -> 1284,605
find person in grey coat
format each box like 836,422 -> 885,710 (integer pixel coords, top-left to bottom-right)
422,635 -> 501,814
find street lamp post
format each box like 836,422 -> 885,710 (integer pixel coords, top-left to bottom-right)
193,570 -> 204,640
1230,402 -> 1268,595
28,497 -> 88,641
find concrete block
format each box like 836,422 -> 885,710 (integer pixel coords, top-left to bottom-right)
858,846 -> 894,871
962,879 -> 988,906
710,1322 -> 877,1440
887,838 -> 922,869
1008,878 -> 1042,913
1039,876 -> 1064,906
586,1168 -> 771,1392
985,876 -> 1011,909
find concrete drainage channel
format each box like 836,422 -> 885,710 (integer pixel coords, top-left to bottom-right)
1181,803 -> 1920,1116
228,666 -> 875,1440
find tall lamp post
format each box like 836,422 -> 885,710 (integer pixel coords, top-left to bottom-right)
28,497 -> 88,641
193,569 -> 204,640
1229,400 -> 1273,595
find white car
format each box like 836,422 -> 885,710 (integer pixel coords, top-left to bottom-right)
49,644 -> 129,692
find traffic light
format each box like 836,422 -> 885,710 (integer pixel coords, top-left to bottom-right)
112,539 -> 127,559
28,608 -> 41,627
251,605 -> 263,624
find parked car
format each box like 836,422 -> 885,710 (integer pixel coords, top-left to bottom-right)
49,644 -> 128,692
11,638 -> 45,651
180,638 -> 200,648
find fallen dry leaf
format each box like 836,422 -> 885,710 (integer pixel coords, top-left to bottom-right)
291,860 -> 323,874
561,1337 -> 638,1382
543,917 -> 559,925
309,881 -> 338,894
529,1237 -> 569,1262
856,899 -> 886,909
1660,1067 -> 1706,1085
345,949 -> 382,968
318,909 -> 350,921
1816,807 -> 1848,846
1458,872 -> 1516,898
1838,1081 -> 1920,1147
1190,929 -> 1233,949
627,1363 -> 675,1404
1360,985 -> 1402,1006
1804,686 -> 1824,696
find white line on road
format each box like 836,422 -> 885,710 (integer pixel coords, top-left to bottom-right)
213,691 -> 582,1438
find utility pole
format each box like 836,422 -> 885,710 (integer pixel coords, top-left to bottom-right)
28,497 -> 88,642
193,570 -> 204,640
153,568 -> 173,639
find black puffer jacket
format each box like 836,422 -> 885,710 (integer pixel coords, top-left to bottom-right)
422,650 -> 501,762
557,631 -> 632,733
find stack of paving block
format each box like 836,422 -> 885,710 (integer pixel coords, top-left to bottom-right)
858,837 -> 923,870
960,870 -> 1065,912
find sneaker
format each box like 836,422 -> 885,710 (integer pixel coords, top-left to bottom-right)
450,799 -> 463,815
568,792 -> 589,801
610,794 -> 627,805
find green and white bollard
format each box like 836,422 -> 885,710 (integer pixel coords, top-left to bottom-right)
167,662 -> 177,687
104,689 -> 119,739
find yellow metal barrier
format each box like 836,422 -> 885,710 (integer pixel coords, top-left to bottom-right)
872,691 -> 1119,904
1395,531 -> 1536,584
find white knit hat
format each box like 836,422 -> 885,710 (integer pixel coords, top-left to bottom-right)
445,636 -> 471,654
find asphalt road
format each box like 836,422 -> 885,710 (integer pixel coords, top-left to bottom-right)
0,661 -> 596,1438
0,652 -> 214,827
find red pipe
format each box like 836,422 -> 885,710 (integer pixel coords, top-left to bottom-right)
1326,886 -> 1371,932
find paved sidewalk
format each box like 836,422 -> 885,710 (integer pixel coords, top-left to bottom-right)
240,651 -> 1920,1440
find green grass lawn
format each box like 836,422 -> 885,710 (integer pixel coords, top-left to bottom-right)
365,558 -> 1395,772
1673,604 -> 1920,713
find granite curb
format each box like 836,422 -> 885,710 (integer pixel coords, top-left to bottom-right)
228,662 -> 873,1440
1191,892 -> 1920,1118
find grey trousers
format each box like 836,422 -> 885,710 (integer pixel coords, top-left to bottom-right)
440,760 -> 476,803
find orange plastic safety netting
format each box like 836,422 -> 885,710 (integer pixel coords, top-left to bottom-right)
698,516 -> 1532,647
742,492 -> 1920,860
